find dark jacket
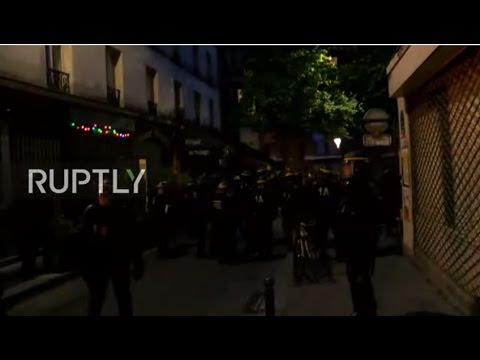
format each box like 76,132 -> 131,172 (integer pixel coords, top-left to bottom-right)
78,201 -> 143,274
340,169 -> 379,259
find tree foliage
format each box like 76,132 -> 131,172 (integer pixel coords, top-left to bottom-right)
331,46 -> 397,136
238,47 -> 360,138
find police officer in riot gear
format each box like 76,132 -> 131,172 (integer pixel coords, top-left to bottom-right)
281,171 -> 301,250
151,181 -> 177,257
191,177 -> 211,258
252,176 -> 276,260
0,279 -> 5,316
313,170 -> 337,281
211,181 -> 237,263
79,179 -> 144,316
238,170 -> 256,256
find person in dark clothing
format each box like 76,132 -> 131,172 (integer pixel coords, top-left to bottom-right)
231,175 -> 243,242
79,182 -> 144,317
239,170 -> 256,256
333,175 -> 350,262
341,162 -> 378,316
13,200 -> 51,279
151,181 -> 177,258
281,172 -> 301,251
379,168 -> 401,237
252,178 -> 277,260
211,181 -> 237,263
312,172 -> 336,281
0,279 -> 5,316
185,180 -> 210,257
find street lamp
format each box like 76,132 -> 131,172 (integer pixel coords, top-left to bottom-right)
334,137 -> 342,149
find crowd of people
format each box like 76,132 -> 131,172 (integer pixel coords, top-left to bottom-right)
148,168 -> 335,263
145,161 -> 392,316
0,158 -> 399,317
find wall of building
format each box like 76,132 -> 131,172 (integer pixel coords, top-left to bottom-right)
397,97 -> 414,256
389,46 -> 480,314
0,45 -> 222,130
0,120 -> 11,209
0,46 -> 47,87
71,46 -> 108,102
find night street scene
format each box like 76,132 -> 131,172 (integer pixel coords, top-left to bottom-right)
0,45 -> 475,317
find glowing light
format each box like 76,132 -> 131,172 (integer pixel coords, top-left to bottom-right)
334,138 -> 342,149
71,122 -> 130,139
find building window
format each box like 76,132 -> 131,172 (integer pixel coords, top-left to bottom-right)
106,46 -> 122,107
194,91 -> 202,125
328,56 -> 338,65
192,46 -> 199,74
209,98 -> 214,127
206,51 -> 213,82
45,46 -> 70,93
236,88 -> 243,103
146,66 -> 158,117
174,80 -> 184,118
173,47 -> 181,64
225,53 -> 233,67
46,46 -> 63,71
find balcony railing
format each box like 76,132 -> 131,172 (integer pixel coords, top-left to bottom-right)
148,101 -> 158,118
207,76 -> 216,87
107,86 -> 121,107
47,68 -> 70,93
174,108 -> 185,121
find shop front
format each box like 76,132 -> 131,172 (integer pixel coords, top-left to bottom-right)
0,87 -> 70,260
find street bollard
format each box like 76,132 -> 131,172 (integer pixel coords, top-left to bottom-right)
264,277 -> 275,316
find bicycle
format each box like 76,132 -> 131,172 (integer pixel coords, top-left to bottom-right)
292,221 -> 322,283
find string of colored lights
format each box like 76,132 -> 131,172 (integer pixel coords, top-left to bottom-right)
69,122 -> 130,139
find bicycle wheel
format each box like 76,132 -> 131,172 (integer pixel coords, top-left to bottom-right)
293,237 -> 306,283
303,239 -> 321,283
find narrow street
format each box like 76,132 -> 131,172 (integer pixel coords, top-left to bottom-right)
8,247 -> 459,316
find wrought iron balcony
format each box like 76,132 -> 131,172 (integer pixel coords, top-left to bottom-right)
193,65 -> 200,76
47,68 -> 70,93
107,86 -> 121,107
174,108 -> 185,121
206,75 -> 216,88
148,101 -> 158,118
